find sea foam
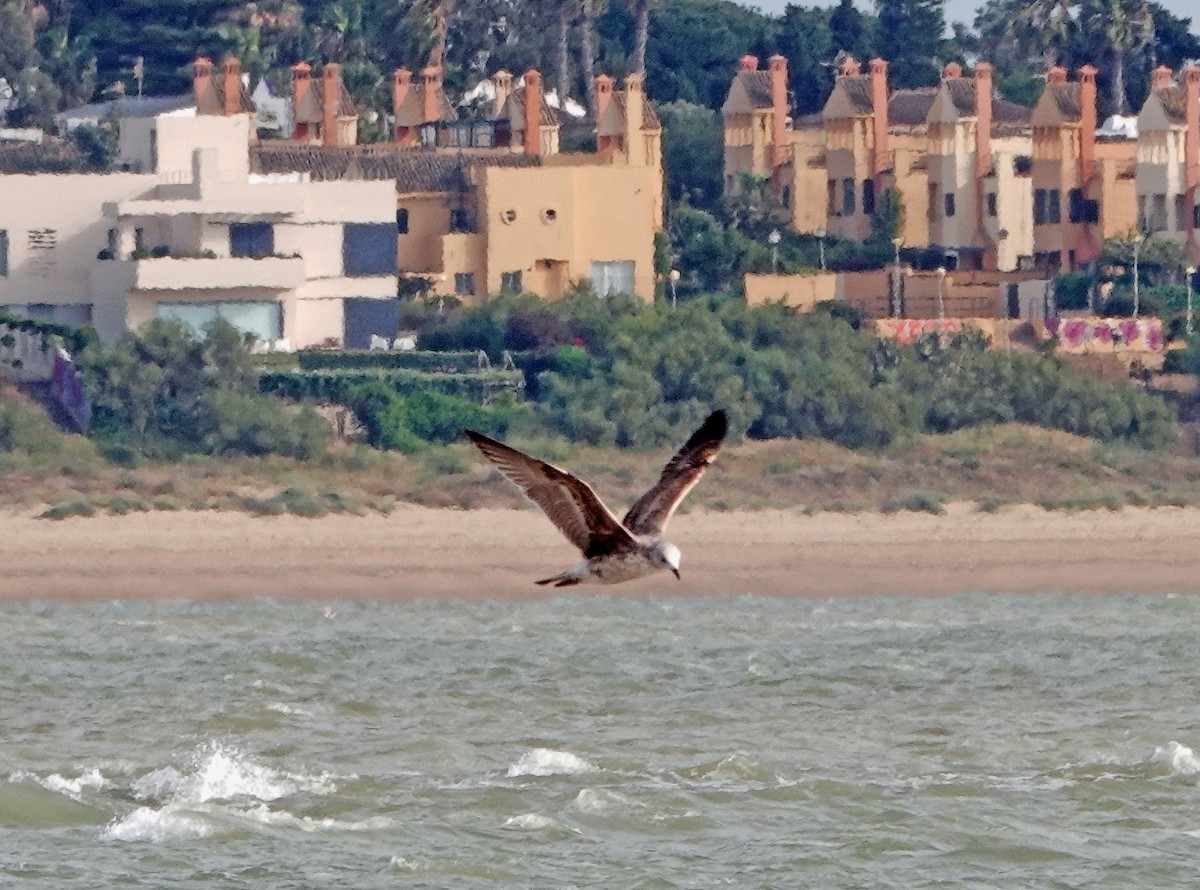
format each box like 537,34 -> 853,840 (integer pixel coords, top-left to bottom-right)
106,742 -> 337,843
506,748 -> 594,778
1153,741 -> 1200,776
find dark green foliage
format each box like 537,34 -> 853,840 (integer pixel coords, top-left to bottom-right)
297,349 -> 487,373
875,0 -> 946,88
400,294 -> 1175,451
1054,272 -> 1093,311
76,318 -> 331,458
341,380 -> 516,453
260,368 -> 524,404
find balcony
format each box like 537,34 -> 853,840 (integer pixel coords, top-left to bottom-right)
123,256 -> 306,292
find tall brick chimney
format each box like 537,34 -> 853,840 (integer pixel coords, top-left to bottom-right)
1186,66 -> 1200,192
222,57 -> 241,115
1152,65 -> 1173,91
291,61 -> 312,139
739,55 -> 759,72
421,66 -> 440,124
595,74 -> 614,152
392,68 -> 411,141
975,62 -> 993,178
623,72 -> 646,165
769,54 -> 788,169
870,58 -> 889,178
942,61 -> 963,80
322,63 -> 341,146
1047,66 -> 1067,85
193,57 -> 214,108
523,68 -> 543,155
1079,64 -> 1097,186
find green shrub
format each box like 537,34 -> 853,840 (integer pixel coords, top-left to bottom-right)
40,499 -> 96,520
882,491 -> 946,514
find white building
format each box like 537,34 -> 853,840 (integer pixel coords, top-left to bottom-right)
1,100 -> 397,348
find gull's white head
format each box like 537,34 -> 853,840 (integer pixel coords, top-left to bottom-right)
654,541 -> 682,579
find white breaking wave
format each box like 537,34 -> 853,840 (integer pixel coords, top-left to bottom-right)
105,806 -> 215,842
14,768 -> 107,800
131,742 -> 335,804
504,813 -> 556,830
507,748 -> 594,778
106,742 -> 338,843
1153,741 -> 1200,776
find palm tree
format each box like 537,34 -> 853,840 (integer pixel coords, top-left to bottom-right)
1013,0 -> 1077,69
1082,0 -> 1153,114
577,0 -> 607,115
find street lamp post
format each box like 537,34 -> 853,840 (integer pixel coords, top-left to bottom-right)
1132,233 -> 1143,318
1188,265 -> 1197,336
891,237 -> 903,317
936,266 -> 947,320
669,268 -> 680,310
816,228 -> 827,272
768,228 -> 781,273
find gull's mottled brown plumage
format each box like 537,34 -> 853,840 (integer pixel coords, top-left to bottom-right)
464,410 -> 728,586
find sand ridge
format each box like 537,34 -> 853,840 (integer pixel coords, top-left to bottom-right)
4,503 -> 1199,601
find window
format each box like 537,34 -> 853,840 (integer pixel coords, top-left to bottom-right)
107,228 -> 118,255
1177,195 -> 1189,232
449,208 -> 473,233
842,178 -> 855,217
500,271 -> 522,292
590,260 -> 635,297
156,301 -> 282,342
1194,203 -> 1200,230
230,222 -> 275,258
343,223 -> 397,276
1034,189 -> 1047,225
781,186 -> 792,208
1068,188 -> 1085,223
862,179 -> 875,216
827,180 -> 836,215
0,230 -> 7,277
454,272 -> 475,295
418,124 -> 438,147
1048,189 -> 1061,224
986,193 -> 997,217
944,192 -> 956,218
396,209 -> 409,234
1150,194 -> 1167,233
134,227 -> 146,254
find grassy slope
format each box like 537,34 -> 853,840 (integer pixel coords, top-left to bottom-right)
6,380 -> 1200,519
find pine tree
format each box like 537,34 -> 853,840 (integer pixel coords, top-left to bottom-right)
875,0 -> 945,88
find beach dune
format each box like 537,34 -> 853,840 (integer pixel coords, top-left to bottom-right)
4,503 -> 1200,601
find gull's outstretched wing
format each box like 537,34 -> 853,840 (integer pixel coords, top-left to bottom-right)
465,430 -> 636,558
622,410 -> 728,536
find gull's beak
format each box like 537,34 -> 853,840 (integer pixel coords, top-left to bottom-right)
672,568 -> 680,580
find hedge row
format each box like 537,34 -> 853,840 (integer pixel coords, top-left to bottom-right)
259,368 -> 524,404
297,349 -> 494,373
0,312 -> 95,356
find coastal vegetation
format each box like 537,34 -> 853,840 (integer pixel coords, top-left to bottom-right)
3,291 -> 1198,519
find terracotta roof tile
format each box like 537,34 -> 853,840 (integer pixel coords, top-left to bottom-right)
838,74 -> 874,115
252,144 -> 541,192
887,89 -> 936,126
1048,82 -> 1081,121
1156,84 -> 1188,124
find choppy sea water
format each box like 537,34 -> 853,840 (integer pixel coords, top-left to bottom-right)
5,593 -> 1200,887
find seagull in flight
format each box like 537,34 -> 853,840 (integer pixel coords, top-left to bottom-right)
465,410 -> 728,587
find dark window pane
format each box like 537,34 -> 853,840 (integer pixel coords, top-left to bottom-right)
230,222 -> 274,258
343,223 -> 397,276
862,179 -> 875,215
396,208 -> 409,234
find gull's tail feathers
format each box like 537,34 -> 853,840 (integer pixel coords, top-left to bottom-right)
536,573 -> 582,587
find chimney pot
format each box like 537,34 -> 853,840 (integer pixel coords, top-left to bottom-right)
975,61 -> 993,178
222,56 -> 241,116
1152,65 -> 1173,91
769,55 -> 788,169
422,65 -> 440,125
870,58 -> 889,179
1079,64 -> 1098,185
739,55 -> 759,72
1047,66 -> 1067,85
942,61 -> 963,80
1185,66 -> 1200,192
523,68 -> 542,155
322,62 -> 342,147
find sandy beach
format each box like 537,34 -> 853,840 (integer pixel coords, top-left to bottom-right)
3,502 -> 1200,601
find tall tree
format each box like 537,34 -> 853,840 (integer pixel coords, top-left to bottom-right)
775,4 -> 833,116
875,0 -> 945,88
1081,0 -> 1153,114
829,0 -> 873,62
